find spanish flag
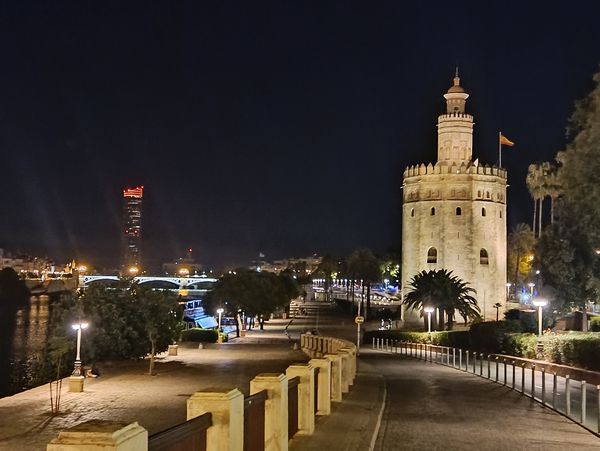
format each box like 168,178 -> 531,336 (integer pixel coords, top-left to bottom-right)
500,134 -> 514,147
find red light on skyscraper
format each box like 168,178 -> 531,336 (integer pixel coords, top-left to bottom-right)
123,186 -> 144,198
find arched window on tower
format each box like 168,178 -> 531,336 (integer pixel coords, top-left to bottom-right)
411,208 -> 415,217
456,207 -> 462,216
482,207 -> 486,217
427,247 -> 438,264
431,207 -> 436,216
480,249 -> 489,265
486,191 -> 490,199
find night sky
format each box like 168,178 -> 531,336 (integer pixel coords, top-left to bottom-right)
1,2 -> 599,271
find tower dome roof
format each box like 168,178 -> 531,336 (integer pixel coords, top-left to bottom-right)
447,70 -> 465,93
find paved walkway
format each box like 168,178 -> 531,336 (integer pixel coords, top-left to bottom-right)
0,342 -> 307,450
3,305 -> 599,451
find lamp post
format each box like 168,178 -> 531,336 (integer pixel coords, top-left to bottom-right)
217,308 -> 224,330
71,322 -> 89,376
424,306 -> 434,334
532,298 -> 548,337
505,282 -> 512,301
528,282 -> 536,298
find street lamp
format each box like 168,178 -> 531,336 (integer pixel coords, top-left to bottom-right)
424,306 -> 434,334
217,308 -> 224,330
505,282 -> 512,301
532,298 -> 548,337
528,282 -> 536,297
71,322 -> 89,376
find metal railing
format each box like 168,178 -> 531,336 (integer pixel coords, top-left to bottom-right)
148,412 -> 212,451
372,337 -> 600,436
288,376 -> 300,439
244,390 -> 267,451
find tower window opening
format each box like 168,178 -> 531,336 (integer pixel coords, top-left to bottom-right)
500,210 -> 503,218
482,208 -> 486,217
456,207 -> 462,216
411,208 -> 415,217
486,191 -> 490,199
427,247 -> 438,264
480,249 -> 489,265
431,207 -> 436,216
477,190 -> 481,198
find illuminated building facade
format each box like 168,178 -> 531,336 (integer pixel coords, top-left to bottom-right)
122,186 -> 144,271
401,73 -> 507,321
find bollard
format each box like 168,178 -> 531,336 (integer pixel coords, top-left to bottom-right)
521,364 -> 525,394
479,353 -> 483,376
566,375 -> 571,417
459,349 -> 462,370
465,350 -> 469,371
472,352 -> 476,374
531,365 -> 536,399
372,337 -> 375,350
503,359 -> 507,386
487,355 -> 491,379
582,380 -> 587,424
553,373 -> 557,409
541,368 -> 546,405
453,348 -> 456,367
512,361 -> 516,390
429,345 -> 432,362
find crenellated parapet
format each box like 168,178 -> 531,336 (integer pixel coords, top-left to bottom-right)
437,112 -> 473,121
403,161 -> 507,179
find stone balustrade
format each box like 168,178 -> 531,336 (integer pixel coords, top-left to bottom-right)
46,334 -> 357,450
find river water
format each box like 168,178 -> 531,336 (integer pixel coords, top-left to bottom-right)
1,295 -> 52,397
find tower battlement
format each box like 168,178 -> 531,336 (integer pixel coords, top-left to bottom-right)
403,162 -> 508,178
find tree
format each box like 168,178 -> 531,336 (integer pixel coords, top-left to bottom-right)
347,249 -> 381,320
314,256 -> 338,303
133,285 -> 183,375
526,163 -> 543,237
507,223 -> 536,297
534,67 -> 600,314
205,269 -> 300,332
403,269 -> 480,330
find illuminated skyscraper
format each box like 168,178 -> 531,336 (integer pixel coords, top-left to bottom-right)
122,185 -> 144,271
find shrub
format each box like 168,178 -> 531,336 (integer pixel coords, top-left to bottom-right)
181,328 -> 219,343
540,332 -> 600,371
469,321 -> 507,352
363,330 -> 470,348
501,333 -> 538,358
590,316 -> 600,332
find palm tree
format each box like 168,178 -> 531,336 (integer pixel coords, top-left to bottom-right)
526,164 -> 543,237
403,269 -> 480,330
314,255 -> 338,303
347,248 -> 381,321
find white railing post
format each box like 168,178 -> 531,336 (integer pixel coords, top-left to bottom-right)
566,375 -> 571,417
582,380 -> 587,424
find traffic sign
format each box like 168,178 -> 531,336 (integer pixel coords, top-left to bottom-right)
355,316 -> 365,324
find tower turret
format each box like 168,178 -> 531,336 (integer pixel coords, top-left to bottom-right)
437,70 -> 474,165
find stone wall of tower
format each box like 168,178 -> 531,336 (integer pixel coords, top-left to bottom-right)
401,163 -> 507,322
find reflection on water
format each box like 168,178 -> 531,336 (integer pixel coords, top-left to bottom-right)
4,295 -> 51,396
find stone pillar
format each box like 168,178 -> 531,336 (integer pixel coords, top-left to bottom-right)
47,420 -> 147,451
309,358 -> 331,415
250,373 -> 288,451
68,376 -> 84,393
300,334 -> 307,349
339,347 -> 355,385
286,363 -> 315,435
325,354 -> 342,402
168,344 -> 178,356
336,350 -> 351,393
187,389 -> 244,451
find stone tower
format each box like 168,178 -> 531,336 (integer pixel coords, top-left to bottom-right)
401,72 -> 507,322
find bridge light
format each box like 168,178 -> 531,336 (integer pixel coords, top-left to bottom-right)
128,266 -> 139,275
178,267 -> 190,276
78,265 -> 88,273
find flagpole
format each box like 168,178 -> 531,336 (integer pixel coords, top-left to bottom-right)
498,131 -> 502,168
